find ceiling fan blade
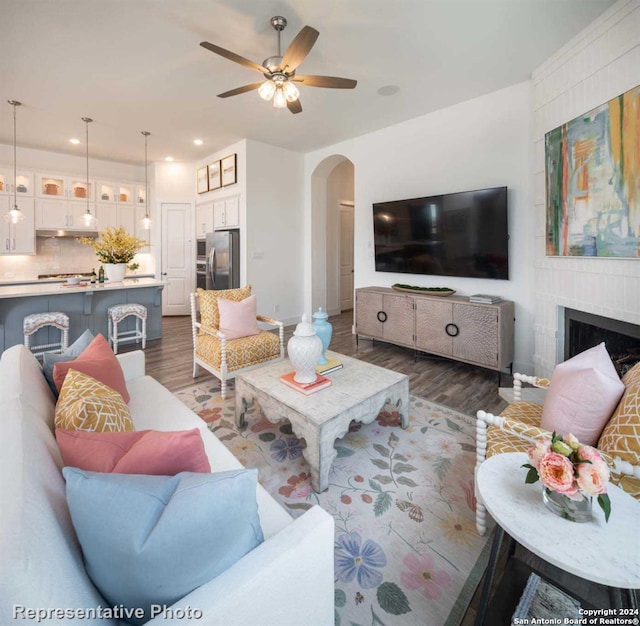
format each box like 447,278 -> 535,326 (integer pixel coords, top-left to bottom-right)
281,26 -> 319,72
200,41 -> 268,74
293,75 -> 357,89
287,98 -> 302,114
217,82 -> 264,98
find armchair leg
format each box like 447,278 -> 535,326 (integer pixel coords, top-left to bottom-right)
221,378 -> 227,400
476,500 -> 488,536
193,361 -> 199,378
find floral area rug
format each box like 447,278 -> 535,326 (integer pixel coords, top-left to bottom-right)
175,381 -> 492,626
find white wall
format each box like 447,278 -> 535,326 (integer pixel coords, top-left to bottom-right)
305,81 -> 534,372
531,0 -> 640,377
245,139 -> 304,325
326,161 -> 354,314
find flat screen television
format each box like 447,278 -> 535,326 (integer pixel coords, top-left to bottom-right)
373,186 -> 509,280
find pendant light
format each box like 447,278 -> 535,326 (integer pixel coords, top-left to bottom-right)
81,116 -> 97,228
5,100 -> 24,224
140,131 -> 151,230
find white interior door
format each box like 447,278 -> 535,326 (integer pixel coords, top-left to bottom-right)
161,202 -> 193,315
339,203 -> 354,312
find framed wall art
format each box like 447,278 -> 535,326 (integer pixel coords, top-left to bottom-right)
545,83 -> 640,258
196,166 -> 208,194
221,153 -> 237,187
208,160 -> 221,191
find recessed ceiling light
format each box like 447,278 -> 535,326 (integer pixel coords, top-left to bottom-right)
193,139 -> 203,146
165,156 -> 174,162
377,85 -> 400,96
69,138 -> 80,145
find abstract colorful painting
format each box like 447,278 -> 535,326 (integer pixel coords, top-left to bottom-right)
545,84 -> 640,257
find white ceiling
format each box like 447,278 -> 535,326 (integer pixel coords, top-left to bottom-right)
1,0 -> 613,166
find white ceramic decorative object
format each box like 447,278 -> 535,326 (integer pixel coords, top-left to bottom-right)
103,263 -> 127,283
287,314 -> 323,384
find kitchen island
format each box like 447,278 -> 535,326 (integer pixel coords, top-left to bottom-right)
0,278 -> 165,352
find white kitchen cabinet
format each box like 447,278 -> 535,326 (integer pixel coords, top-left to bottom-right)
0,169 -> 34,197
213,196 -> 239,230
35,198 -> 94,230
36,173 -> 94,202
96,202 -> 135,234
196,202 -> 214,238
0,196 -> 35,254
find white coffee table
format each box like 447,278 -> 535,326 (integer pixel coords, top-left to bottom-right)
474,452 -> 640,624
235,350 -> 409,492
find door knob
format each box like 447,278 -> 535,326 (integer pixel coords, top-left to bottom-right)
161,272 -> 167,276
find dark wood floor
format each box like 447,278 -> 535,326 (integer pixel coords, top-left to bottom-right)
136,310 -> 509,416
130,312 -> 627,624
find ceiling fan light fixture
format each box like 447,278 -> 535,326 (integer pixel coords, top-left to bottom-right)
283,81 -> 299,102
273,86 -> 287,109
258,80 -> 276,101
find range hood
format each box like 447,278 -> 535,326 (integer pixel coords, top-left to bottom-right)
36,229 -> 99,238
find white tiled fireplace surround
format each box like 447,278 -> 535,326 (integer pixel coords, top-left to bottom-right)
532,0 -> 640,378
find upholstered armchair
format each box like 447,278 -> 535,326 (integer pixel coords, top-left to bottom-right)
475,362 -> 640,536
190,286 -> 284,399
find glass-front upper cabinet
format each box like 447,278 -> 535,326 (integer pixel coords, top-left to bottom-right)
36,173 -> 94,201
0,169 -> 34,196
97,181 -> 116,202
118,184 -> 133,205
135,185 -> 146,205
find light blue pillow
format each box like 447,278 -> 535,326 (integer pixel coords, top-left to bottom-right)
42,329 -> 95,395
63,468 -> 264,625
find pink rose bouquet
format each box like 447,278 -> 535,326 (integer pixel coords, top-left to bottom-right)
522,432 -> 611,522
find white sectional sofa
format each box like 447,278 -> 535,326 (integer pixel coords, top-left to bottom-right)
0,345 -> 335,626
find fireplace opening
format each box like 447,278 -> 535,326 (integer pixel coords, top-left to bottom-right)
564,308 -> 640,377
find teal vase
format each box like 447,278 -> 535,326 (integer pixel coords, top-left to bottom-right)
312,307 -> 332,365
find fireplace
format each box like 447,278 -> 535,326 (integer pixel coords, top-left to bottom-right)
564,308 -> 640,377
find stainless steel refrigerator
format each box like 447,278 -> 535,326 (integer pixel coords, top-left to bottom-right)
205,230 -> 240,290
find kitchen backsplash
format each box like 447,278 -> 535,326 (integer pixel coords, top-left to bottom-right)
0,237 -> 155,280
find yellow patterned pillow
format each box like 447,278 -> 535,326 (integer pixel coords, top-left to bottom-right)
55,369 -> 134,433
197,285 -> 251,330
598,362 -> 640,470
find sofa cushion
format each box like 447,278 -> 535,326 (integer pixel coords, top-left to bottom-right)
218,294 -> 260,340
598,362 -> 640,498
540,343 -> 624,445
196,330 -> 281,372
56,428 -> 211,474
55,369 -> 134,433
63,467 -> 264,625
0,347 -> 113,622
53,333 -> 130,403
197,284 -> 251,330
42,329 -> 94,395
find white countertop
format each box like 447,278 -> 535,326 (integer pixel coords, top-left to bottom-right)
0,274 -> 155,287
477,452 -> 640,589
0,278 -> 166,299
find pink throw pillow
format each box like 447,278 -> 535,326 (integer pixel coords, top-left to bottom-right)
540,342 -> 624,445
55,428 -> 211,474
218,294 -> 260,340
53,334 -> 130,403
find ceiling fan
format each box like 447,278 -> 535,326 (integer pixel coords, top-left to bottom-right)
200,16 -> 357,114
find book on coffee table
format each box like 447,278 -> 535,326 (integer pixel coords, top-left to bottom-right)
316,357 -> 343,375
280,371 -> 332,395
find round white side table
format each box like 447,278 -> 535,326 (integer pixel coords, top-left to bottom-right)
474,452 -> 640,625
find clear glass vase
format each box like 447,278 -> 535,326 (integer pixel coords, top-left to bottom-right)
542,488 -> 592,523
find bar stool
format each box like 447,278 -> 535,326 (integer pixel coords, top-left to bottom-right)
107,303 -> 147,355
23,312 -> 69,359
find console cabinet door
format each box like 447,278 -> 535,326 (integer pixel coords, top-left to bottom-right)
355,290 -> 383,339
452,304 -> 498,368
381,294 -> 414,347
415,299 -> 453,356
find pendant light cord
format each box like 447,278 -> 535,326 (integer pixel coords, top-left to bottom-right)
82,117 -> 93,215
142,131 -> 150,221
8,100 -> 21,211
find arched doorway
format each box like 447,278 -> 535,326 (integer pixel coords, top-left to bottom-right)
310,155 -> 354,315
